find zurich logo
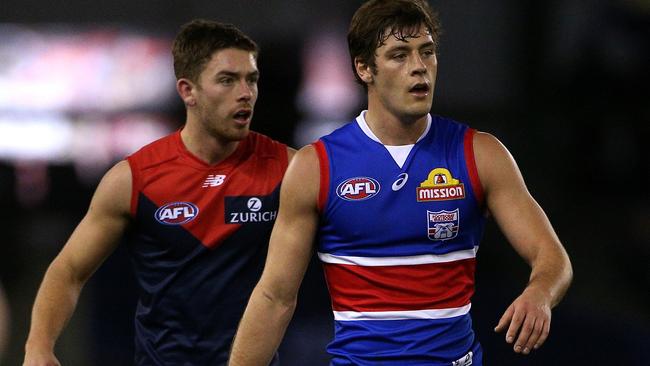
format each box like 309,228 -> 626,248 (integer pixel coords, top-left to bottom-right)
155,202 -> 199,225
392,173 -> 408,191
247,197 -> 262,212
336,177 -> 380,201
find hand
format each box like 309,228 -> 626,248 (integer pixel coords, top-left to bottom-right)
494,286 -> 552,355
23,348 -> 61,366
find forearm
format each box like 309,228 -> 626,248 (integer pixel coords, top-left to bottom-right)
229,285 -> 297,366
25,262 -> 85,353
525,243 -> 573,308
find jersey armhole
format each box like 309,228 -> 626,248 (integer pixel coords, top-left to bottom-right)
280,144 -> 289,171
312,140 -> 330,214
463,128 -> 485,207
126,157 -> 139,217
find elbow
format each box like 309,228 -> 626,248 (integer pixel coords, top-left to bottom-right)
47,257 -> 87,290
258,286 -> 298,316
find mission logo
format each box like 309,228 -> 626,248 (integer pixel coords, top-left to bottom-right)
417,168 -> 465,202
155,202 -> 199,225
336,177 -> 380,201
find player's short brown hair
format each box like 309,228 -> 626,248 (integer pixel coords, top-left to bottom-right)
348,0 -> 441,87
172,19 -> 258,83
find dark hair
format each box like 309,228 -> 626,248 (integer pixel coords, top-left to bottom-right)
172,19 -> 259,83
347,0 -> 441,87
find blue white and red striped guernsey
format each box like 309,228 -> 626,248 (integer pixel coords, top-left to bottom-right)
313,111 -> 486,365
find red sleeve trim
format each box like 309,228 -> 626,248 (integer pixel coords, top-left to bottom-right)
312,140 -> 330,213
463,128 -> 484,207
126,157 -> 139,217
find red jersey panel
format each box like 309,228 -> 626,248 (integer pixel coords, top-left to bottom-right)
125,130 -> 286,365
128,130 -> 287,248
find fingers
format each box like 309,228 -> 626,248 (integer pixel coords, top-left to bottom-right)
495,301 -> 552,355
494,304 -> 514,333
516,316 -> 539,355
533,317 -> 551,350
506,306 -> 526,349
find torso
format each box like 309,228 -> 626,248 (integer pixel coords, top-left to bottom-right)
126,130 -> 286,365
314,111 -> 485,365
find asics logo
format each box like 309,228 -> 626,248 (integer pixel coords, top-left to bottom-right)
392,173 -> 408,191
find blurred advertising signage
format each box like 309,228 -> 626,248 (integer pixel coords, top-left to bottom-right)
0,24 -> 175,112
0,25 -> 175,164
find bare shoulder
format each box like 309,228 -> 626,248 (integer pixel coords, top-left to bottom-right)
101,160 -> 132,189
280,144 -> 320,209
90,160 -> 132,217
55,160 -> 133,276
473,131 -> 511,159
287,144 -> 319,180
472,131 -> 525,193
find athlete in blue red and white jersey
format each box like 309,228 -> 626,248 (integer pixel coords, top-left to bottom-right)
24,20 -> 292,366
313,111 -> 484,364
230,1 -> 572,366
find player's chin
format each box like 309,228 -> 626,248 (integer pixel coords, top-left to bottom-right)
403,105 -> 432,120
227,126 -> 250,141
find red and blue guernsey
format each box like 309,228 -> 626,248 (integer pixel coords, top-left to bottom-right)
314,111 -> 486,366
126,130 -> 287,365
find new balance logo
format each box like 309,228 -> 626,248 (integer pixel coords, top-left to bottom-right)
202,174 -> 226,187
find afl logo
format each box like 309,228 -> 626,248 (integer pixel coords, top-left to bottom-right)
155,202 -> 199,225
336,177 -> 380,201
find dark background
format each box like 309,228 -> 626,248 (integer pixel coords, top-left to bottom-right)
1,1 -> 648,365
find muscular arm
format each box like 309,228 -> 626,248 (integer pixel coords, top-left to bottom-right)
24,160 -> 132,366
229,145 -> 320,366
474,132 -> 572,355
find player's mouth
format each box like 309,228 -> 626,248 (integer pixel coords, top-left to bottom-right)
409,82 -> 430,97
233,108 -> 253,125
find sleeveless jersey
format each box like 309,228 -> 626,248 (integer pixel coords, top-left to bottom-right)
126,130 -> 287,365
314,112 -> 486,366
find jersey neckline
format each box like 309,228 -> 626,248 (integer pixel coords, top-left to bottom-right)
173,129 -> 250,171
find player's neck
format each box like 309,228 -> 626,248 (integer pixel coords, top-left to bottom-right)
364,105 -> 428,146
180,123 -> 239,165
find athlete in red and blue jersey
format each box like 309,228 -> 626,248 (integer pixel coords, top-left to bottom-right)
25,20 -> 292,366
126,129 -> 287,364
230,1 -> 572,365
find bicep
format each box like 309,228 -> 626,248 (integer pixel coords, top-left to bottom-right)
475,133 -> 561,264
258,146 -> 320,300
54,160 -> 132,282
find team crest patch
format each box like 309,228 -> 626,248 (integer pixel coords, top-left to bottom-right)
155,202 -> 199,225
336,177 -> 380,201
417,168 -> 465,202
427,209 -> 460,241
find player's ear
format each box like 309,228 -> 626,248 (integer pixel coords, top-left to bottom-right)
177,78 -> 197,107
355,57 -> 374,84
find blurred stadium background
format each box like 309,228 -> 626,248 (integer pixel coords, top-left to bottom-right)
0,0 -> 648,364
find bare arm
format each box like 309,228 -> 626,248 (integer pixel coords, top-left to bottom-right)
23,160 -> 132,366
229,145 -> 320,366
474,132 -> 572,355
